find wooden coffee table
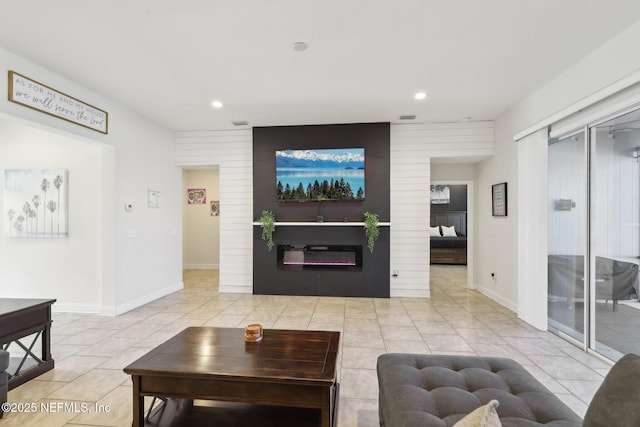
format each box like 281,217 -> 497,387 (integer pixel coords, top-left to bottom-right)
123,327 -> 340,427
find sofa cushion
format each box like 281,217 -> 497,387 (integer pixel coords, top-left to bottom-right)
583,353 -> 640,427
377,354 -> 582,427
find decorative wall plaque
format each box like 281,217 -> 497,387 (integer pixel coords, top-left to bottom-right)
492,182 -> 507,217
8,70 -> 108,134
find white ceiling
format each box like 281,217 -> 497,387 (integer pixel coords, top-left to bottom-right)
1,1 -> 640,132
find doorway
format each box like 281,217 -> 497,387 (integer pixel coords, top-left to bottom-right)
182,167 -> 220,271
430,180 -> 474,290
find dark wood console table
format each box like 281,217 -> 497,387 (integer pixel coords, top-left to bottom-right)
0,298 -> 56,390
124,327 -> 340,427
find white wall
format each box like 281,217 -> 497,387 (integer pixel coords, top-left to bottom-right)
507,21 -> 640,137
516,129 -> 548,328
391,122 -> 493,297
482,19 -> 640,327
0,120 -> 104,311
182,168 -> 220,269
431,164 -> 478,181
112,107 -> 183,314
0,46 -> 183,314
473,123 -> 519,308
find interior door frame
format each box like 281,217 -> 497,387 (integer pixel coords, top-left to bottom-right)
431,179 -> 474,289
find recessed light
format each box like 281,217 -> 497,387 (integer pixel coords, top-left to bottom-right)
414,92 -> 427,100
211,100 -> 223,108
291,42 -> 308,52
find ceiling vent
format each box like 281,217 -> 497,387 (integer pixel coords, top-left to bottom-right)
399,115 -> 416,120
231,121 -> 249,126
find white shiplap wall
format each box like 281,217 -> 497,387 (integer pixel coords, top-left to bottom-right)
175,122 -> 494,297
176,130 -> 253,293
390,122 -> 494,297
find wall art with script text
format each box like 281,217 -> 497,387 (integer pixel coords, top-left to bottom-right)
8,71 -> 108,134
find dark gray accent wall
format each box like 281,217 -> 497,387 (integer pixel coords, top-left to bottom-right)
252,122 -> 390,298
253,122 -> 390,222
253,226 -> 390,297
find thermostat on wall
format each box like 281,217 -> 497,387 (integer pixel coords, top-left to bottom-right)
148,189 -> 160,208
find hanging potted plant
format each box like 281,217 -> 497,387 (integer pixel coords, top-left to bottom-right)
363,212 -> 379,253
259,210 -> 276,251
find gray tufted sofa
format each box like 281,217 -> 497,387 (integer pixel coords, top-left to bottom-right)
377,353 -> 640,427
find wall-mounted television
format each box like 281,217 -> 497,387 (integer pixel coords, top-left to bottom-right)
276,148 -> 365,201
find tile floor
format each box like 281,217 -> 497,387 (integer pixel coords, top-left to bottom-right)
3,265 -> 612,426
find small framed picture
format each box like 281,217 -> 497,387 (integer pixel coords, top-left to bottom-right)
492,182 -> 507,217
187,188 -> 206,204
210,201 -> 220,216
430,185 -> 450,205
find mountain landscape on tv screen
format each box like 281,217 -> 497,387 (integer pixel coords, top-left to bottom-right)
276,149 -> 364,169
276,148 -> 365,201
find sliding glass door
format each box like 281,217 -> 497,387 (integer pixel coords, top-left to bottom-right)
549,108 -> 640,361
548,132 -> 587,345
590,109 -> 640,360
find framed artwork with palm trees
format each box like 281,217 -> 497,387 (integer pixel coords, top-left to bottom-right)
4,169 -> 68,238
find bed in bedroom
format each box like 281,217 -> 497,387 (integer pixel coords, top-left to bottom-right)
430,211 -> 467,265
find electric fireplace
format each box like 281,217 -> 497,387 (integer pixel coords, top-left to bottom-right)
277,244 -> 363,270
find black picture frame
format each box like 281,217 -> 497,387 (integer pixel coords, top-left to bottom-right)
492,182 -> 507,217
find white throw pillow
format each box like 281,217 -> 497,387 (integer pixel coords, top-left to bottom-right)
453,400 -> 501,427
430,226 -> 442,237
441,225 -> 457,237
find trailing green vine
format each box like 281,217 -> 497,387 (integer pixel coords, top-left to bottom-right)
259,210 -> 276,251
363,212 -> 379,253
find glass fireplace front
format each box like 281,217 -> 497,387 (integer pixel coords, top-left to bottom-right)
277,244 -> 363,270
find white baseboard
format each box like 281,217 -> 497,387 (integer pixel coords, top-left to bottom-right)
390,289 -> 431,298
112,281 -> 184,315
52,303 -> 101,314
51,282 -> 185,316
219,285 -> 252,294
98,306 -> 117,316
183,264 -> 219,270
476,284 -> 517,312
